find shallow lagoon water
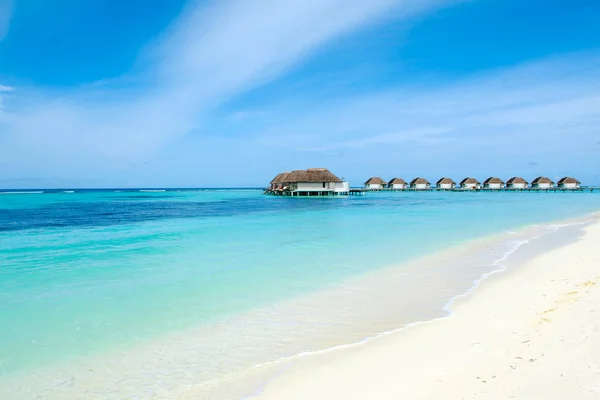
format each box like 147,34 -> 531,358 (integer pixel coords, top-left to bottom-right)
1,189 -> 600,398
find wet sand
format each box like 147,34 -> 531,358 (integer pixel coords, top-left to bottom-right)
252,220 -> 600,399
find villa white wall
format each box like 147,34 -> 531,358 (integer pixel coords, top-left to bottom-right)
508,183 -> 527,189
296,182 -> 331,191
485,183 -> 503,189
366,183 -> 384,190
334,182 -> 350,192
413,183 -> 429,190
294,182 -> 349,192
535,183 -> 553,189
462,183 -> 479,189
390,184 -> 406,189
561,182 -> 579,189
437,183 -> 454,189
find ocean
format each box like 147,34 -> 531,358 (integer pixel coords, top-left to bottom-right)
1,189 -> 599,399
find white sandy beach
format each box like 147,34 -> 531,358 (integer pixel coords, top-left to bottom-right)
252,220 -> 600,399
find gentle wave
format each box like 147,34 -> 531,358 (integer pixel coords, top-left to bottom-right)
139,190 -> 166,192
0,191 -> 44,194
241,218 -> 594,399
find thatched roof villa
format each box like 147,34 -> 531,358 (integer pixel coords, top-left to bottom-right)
531,176 -> 554,189
364,177 -> 387,190
436,177 -> 456,190
459,177 -> 480,189
410,177 -> 430,190
267,170 -> 584,196
506,177 -> 528,189
267,168 -> 349,196
387,178 -> 407,190
557,177 -> 581,189
285,168 -> 343,184
483,177 -> 505,189
269,173 -> 285,189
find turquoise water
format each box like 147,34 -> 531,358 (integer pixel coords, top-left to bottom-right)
1,189 -> 600,396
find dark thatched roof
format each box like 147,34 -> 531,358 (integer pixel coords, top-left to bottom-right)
388,178 -> 407,185
270,173 -> 284,184
272,172 -> 291,184
365,177 -> 386,185
532,176 -> 554,184
410,177 -> 430,185
436,177 -> 456,185
557,177 -> 580,184
483,177 -> 504,184
365,176 -> 386,185
460,177 -> 480,185
280,168 -> 343,183
507,177 -> 528,184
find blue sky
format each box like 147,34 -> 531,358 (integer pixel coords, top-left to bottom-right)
0,0 -> 599,188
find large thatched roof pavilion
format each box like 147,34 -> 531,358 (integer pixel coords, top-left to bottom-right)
267,168 -> 348,196
283,168 -> 343,184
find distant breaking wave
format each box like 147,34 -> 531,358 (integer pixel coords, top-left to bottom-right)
139,190 -> 167,193
0,191 -> 44,194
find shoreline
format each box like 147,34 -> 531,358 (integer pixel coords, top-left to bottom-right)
162,212 -> 600,399
249,216 -> 600,399
1,212 -> 598,399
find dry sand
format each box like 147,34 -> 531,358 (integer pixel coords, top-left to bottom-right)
252,220 -> 600,399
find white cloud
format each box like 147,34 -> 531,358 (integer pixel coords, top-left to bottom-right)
0,0 -> 12,41
0,85 -> 13,92
0,0 -> 451,181
252,51 -> 600,156
5,0 -> 596,186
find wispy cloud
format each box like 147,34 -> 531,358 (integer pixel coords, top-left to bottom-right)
229,50 -> 600,185
0,0 -> 450,182
3,0 -> 597,187
0,0 -> 12,41
253,51 -> 600,155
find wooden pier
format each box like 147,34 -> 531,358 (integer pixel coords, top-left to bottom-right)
356,187 -> 595,193
265,189 -> 350,197
265,170 -> 594,198
266,187 -> 595,196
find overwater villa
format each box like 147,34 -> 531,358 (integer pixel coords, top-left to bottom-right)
266,171 -> 586,196
269,173 -> 287,190
506,177 -> 528,189
410,177 -> 431,190
557,177 -> 581,189
266,168 -> 349,196
364,177 -> 387,190
459,177 -> 480,190
483,177 -> 505,190
531,176 -> 554,189
436,177 -> 456,190
387,178 -> 407,190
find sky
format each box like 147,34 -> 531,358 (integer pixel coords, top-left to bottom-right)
0,0 -> 599,188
